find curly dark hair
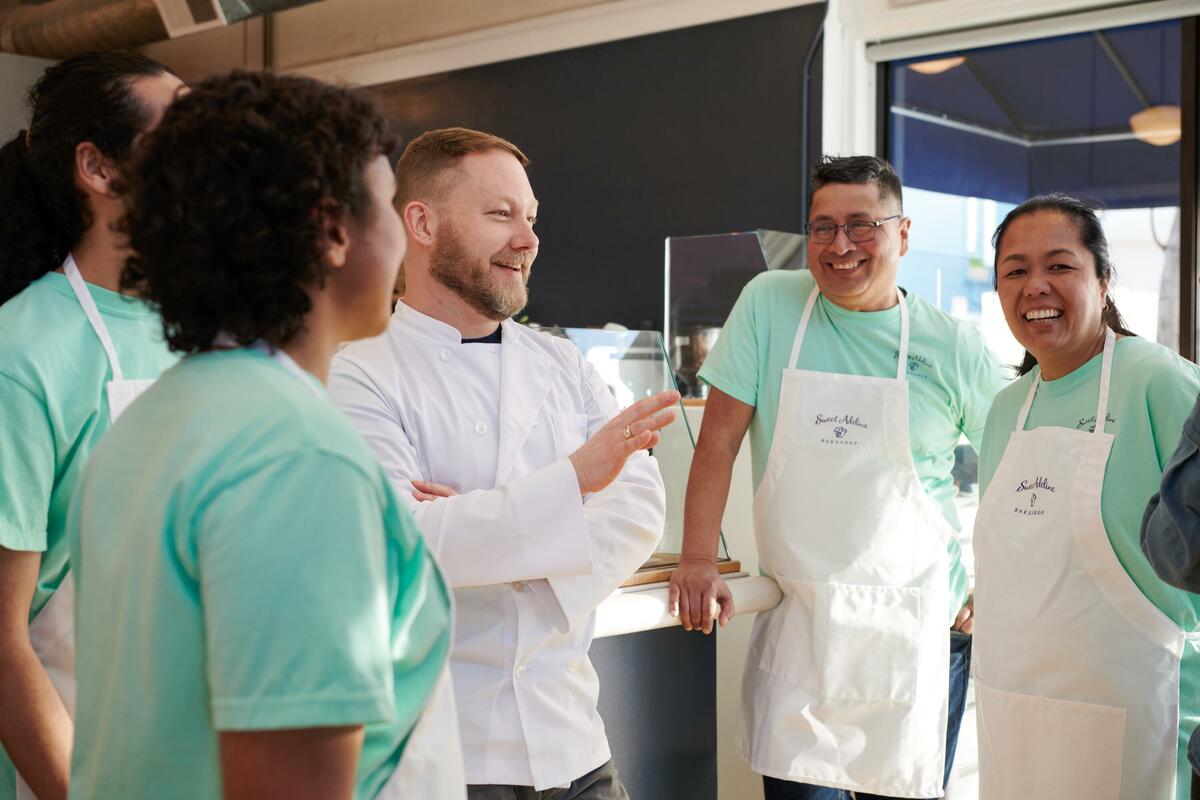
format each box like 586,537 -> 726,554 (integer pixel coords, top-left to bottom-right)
121,70 -> 400,353
0,51 -> 172,305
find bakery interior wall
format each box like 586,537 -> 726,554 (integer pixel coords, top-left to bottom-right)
141,2 -> 825,332
364,4 -> 824,330
0,53 -> 55,143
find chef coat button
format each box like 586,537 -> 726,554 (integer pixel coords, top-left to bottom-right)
439,349 -> 451,362
567,660 -> 580,673
516,665 -> 528,677
508,421 -> 518,431
475,422 -> 487,435
513,580 -> 528,592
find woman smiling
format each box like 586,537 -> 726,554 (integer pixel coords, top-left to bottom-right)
972,194 -> 1200,800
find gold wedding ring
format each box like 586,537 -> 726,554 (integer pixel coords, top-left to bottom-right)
623,425 -> 633,440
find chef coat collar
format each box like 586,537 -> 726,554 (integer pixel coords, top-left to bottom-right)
396,300 -> 512,346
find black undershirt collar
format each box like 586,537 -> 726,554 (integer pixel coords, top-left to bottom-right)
462,326 -> 502,344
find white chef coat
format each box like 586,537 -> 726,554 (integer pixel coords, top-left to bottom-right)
329,302 -> 666,791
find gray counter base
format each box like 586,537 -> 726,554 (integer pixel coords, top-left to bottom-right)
592,626 -> 717,800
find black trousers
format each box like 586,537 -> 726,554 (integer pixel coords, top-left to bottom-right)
468,760 -> 629,800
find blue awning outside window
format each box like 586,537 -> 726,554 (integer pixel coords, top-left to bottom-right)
888,19 -> 1182,209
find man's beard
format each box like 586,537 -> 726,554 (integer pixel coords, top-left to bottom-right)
430,223 -> 529,321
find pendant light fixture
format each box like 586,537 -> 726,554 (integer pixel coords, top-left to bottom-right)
1094,31 -> 1181,147
909,56 -> 966,75
1129,104 -> 1182,147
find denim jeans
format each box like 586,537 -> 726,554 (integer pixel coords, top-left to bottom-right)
1191,728 -> 1200,800
762,632 -> 973,800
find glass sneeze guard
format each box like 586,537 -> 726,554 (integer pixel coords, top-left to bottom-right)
546,327 -> 733,584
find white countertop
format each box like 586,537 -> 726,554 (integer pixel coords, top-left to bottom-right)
593,573 -> 781,639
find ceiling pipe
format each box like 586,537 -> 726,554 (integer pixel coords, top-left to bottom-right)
0,0 -> 166,59
0,0 -> 321,59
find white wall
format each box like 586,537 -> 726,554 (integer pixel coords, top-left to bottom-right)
0,52 -> 53,143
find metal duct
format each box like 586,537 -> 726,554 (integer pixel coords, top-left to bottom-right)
0,0 -> 321,58
0,0 -> 165,58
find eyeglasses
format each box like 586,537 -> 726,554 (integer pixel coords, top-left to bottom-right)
805,215 -> 902,244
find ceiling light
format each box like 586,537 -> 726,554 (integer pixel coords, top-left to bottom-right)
1129,105 -> 1182,146
908,56 -> 966,75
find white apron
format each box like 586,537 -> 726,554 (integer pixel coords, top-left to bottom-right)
377,666 -> 466,799
16,256 -> 155,800
264,344 -> 465,800
973,329 -> 1191,800
738,286 -> 953,799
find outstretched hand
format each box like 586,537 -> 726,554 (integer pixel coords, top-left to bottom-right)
569,390 -> 680,495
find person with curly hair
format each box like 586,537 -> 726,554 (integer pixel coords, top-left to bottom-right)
65,71 -> 454,800
0,51 -> 184,800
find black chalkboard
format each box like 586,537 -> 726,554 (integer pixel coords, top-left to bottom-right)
369,4 -> 825,330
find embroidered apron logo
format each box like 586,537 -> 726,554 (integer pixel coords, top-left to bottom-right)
1013,476 -> 1055,516
815,414 -> 867,445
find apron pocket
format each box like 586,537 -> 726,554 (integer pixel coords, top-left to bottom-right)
754,578 -> 821,694
816,582 -> 921,704
975,680 -> 1124,800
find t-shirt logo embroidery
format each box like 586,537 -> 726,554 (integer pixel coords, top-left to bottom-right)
893,351 -> 932,378
1077,413 -> 1117,433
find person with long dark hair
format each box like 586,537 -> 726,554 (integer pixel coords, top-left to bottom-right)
973,194 -> 1200,799
65,70 -> 452,800
0,51 -> 183,800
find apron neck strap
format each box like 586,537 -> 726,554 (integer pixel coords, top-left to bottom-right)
895,288 -> 910,380
1015,327 -> 1117,434
789,285 -> 909,381
788,286 -> 822,369
1093,327 -> 1116,435
63,254 -> 124,382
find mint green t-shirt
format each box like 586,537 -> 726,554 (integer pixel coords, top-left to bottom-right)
65,348 -> 453,800
699,269 -> 1007,611
0,272 -> 176,799
978,335 -> 1200,800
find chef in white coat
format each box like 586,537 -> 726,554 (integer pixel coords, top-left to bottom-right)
329,127 -> 675,800
669,156 -> 1006,799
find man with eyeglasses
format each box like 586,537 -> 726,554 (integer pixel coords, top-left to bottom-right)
669,155 -> 1006,800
